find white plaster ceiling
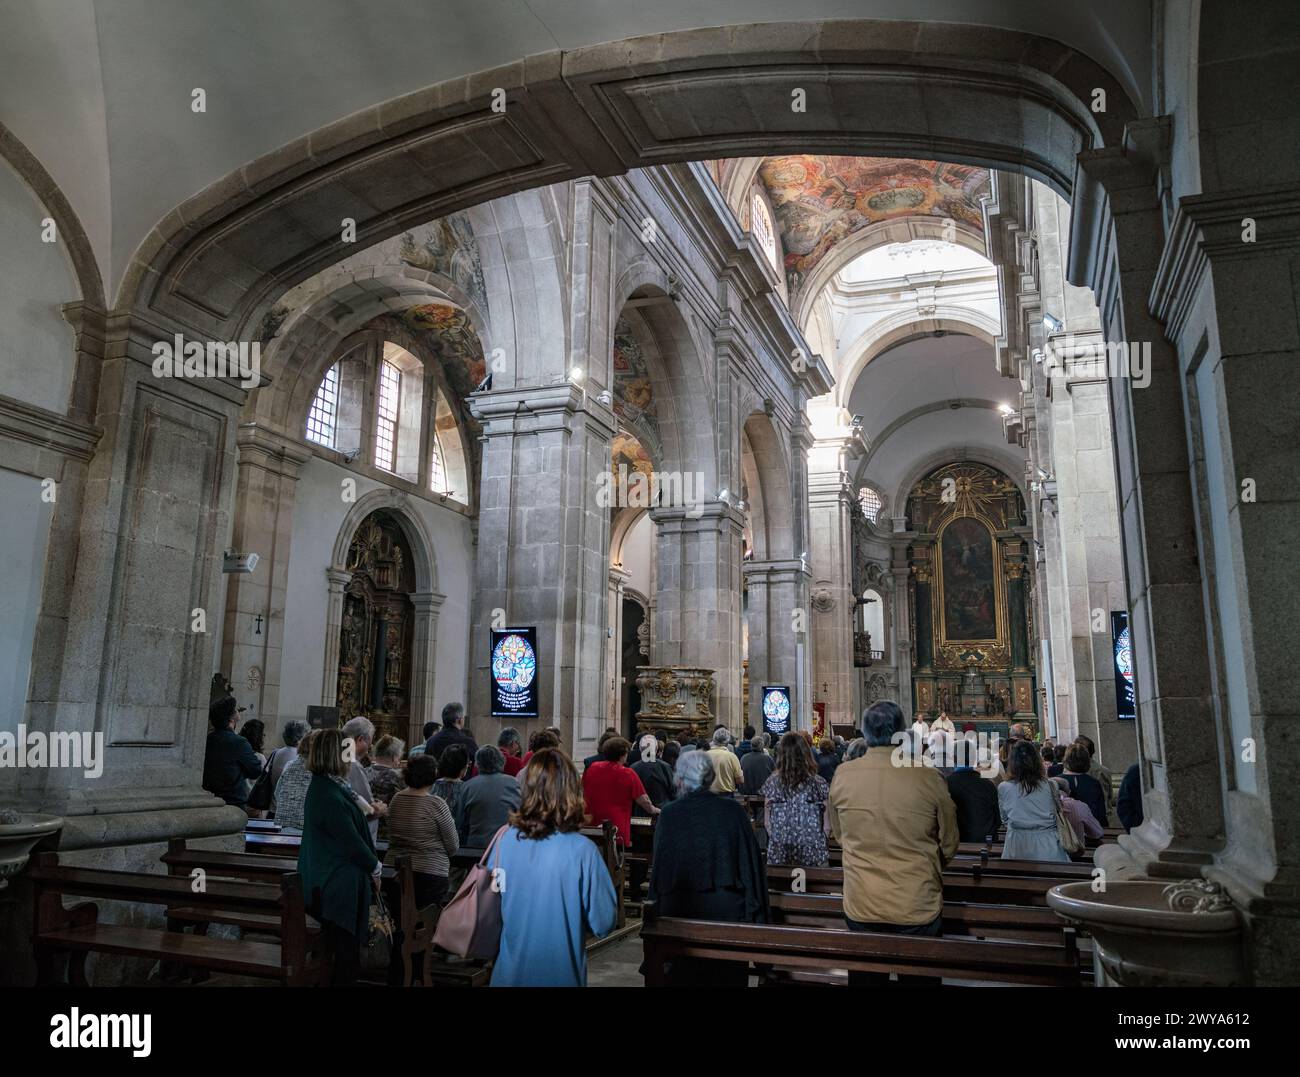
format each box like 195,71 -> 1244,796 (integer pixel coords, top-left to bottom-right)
845,332 -> 1024,501
0,1 -> 1152,299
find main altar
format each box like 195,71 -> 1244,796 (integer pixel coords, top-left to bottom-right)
906,462 -> 1038,726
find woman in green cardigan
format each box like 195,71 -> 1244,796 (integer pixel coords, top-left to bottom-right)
299,729 -> 381,986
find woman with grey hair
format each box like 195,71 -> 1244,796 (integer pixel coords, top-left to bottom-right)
631,734 -> 675,808
455,744 -> 522,847
263,719 -> 308,814
645,748 -> 769,985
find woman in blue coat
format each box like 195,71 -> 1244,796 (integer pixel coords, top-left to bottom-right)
298,728 -> 380,986
490,749 -> 618,987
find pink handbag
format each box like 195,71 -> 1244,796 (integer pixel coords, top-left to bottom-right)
431,824 -> 509,959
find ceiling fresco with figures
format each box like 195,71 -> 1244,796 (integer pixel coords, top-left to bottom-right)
257,210 -> 488,346
398,303 -> 487,404
755,157 -> 992,296
612,313 -> 664,469
397,213 -> 489,315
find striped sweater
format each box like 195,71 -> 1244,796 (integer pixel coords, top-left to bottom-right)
386,787 -> 460,877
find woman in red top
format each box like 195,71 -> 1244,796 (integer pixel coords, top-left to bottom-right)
581,736 -> 659,845
519,728 -> 560,769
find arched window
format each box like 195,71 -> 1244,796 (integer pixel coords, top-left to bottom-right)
374,359 -> 401,472
429,433 -> 446,494
859,485 -> 883,523
751,192 -> 779,275
305,363 -> 339,447
861,588 -> 885,648
376,342 -> 425,482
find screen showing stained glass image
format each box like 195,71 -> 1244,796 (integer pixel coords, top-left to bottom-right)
491,627 -> 539,718
762,685 -> 792,739
1111,611 -> 1136,720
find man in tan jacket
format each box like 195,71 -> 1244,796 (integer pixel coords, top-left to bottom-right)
828,700 -> 959,985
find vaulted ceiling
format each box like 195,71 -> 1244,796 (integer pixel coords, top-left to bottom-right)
0,2 -> 1152,298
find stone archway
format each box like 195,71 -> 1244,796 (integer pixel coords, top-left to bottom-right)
117,19 -> 1133,344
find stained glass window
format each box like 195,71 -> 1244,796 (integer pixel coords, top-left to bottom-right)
305,364 -> 338,447
374,360 -> 400,471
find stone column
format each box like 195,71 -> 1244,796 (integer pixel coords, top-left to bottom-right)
806,427 -> 864,729
1,312 -> 248,985
651,502 -> 745,733
320,568 -> 351,704
1075,124 -> 1223,878
744,558 -> 810,730
1148,184 -> 1300,984
606,566 -> 629,728
469,382 -> 614,756
11,312 -> 247,838
408,591 -> 444,746
889,546 -> 913,716
218,425 -> 312,735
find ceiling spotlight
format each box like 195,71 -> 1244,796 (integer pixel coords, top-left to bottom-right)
718,488 -> 731,504
850,414 -> 864,428
569,366 -> 584,384
597,389 -> 613,406
998,403 -> 1015,415
1042,313 -> 1064,334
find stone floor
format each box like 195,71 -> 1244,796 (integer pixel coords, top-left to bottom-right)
586,933 -> 645,987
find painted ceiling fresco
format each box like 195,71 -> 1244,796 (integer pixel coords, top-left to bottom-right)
612,313 -> 664,468
611,430 -> 654,484
397,303 -> 486,404
756,156 -> 992,296
398,212 -> 488,315
258,210 -> 488,346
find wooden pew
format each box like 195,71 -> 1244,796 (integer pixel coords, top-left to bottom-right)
167,840 -> 491,985
765,864 -> 1068,908
640,900 -> 1080,987
388,854 -> 490,988
28,852 -> 319,986
767,891 -> 1084,964
581,822 -> 625,928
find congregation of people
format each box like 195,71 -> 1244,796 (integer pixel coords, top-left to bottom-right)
202,686 -> 1142,988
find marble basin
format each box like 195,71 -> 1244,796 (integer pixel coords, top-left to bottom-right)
1047,878 -> 1246,987
0,812 -> 63,889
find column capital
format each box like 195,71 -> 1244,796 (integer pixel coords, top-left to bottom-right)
1068,116 -> 1172,290
743,557 -> 811,582
1151,183 -> 1300,340
650,501 -> 746,532
326,567 -> 351,589
470,382 -> 616,440
410,591 -> 447,614
236,422 -> 314,477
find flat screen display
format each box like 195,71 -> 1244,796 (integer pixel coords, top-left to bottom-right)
1111,611 -> 1136,720
490,627 -> 539,718
761,685 -> 792,739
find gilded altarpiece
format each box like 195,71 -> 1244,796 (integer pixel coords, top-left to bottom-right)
907,463 -> 1036,726
336,511 -> 415,742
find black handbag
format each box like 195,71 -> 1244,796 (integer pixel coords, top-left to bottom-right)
247,750 -> 278,812
361,889 -> 395,971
